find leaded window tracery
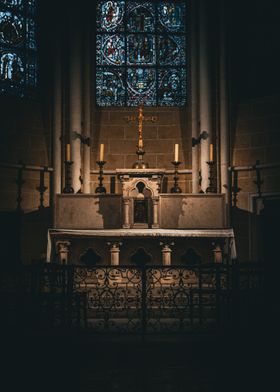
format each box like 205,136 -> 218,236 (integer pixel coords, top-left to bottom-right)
0,0 -> 37,97
96,1 -> 187,106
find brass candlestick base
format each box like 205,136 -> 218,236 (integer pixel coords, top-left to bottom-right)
95,161 -> 107,194
63,161 -> 74,193
206,161 -> 217,193
171,161 -> 182,193
132,148 -> 149,169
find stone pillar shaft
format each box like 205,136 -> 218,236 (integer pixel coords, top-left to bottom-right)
123,197 -> 130,228
219,0 -> 230,205
160,242 -> 174,266
152,197 -> 159,229
108,242 -> 122,266
83,25 -> 91,194
199,0 -> 211,192
69,26 -> 82,193
213,243 -> 223,263
56,241 -> 71,264
53,41 -> 62,199
191,0 -> 199,193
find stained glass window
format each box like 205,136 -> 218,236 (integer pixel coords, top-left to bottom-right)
0,0 -> 37,98
96,1 -> 187,106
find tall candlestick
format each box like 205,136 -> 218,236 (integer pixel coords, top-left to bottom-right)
210,143 -> 213,162
66,143 -> 71,161
174,144 -> 179,162
99,144 -> 104,161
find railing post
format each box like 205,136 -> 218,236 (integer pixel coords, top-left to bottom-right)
36,169 -> 48,210
198,266 -> 202,325
231,263 -> 240,328
141,266 -> 147,335
67,265 -> 74,327
215,264 -> 221,325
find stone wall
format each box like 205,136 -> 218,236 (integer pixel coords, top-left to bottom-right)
0,97 -> 52,263
90,107 -> 192,194
231,94 -> 280,261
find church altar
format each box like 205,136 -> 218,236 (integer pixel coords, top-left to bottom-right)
49,167 -> 235,265
47,227 -> 236,265
49,106 -> 235,266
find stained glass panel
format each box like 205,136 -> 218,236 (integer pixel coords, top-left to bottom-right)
158,1 -> 186,32
127,2 -> 155,32
127,34 -> 155,65
0,51 -> 24,82
0,0 -> 37,97
96,67 -> 125,106
96,34 -> 125,66
97,1 -> 125,32
127,67 -> 156,106
96,1 -> 187,106
158,68 -> 186,106
0,11 -> 24,46
2,1 -> 23,8
158,35 -> 185,66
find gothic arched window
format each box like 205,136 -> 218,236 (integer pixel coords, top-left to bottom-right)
0,0 -> 37,98
96,1 -> 187,107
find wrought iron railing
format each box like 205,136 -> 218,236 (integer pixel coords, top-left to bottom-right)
0,263 -> 264,333
0,162 -> 52,211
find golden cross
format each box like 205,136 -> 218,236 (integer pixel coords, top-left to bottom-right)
124,105 -> 158,150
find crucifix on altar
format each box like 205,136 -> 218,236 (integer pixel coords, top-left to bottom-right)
125,104 -> 157,169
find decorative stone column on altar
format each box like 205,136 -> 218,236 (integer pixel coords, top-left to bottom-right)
55,241 -> 71,264
160,242 -> 174,266
107,242 -> 122,266
117,169 -> 165,229
152,197 -> 160,229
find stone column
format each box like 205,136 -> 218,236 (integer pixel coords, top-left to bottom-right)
122,197 -> 130,228
53,40 -> 62,200
160,242 -> 174,266
152,197 -> 159,229
199,0 -> 212,192
219,0 -> 230,205
107,242 -> 122,266
213,242 -> 223,263
83,23 -> 91,194
56,241 -> 71,264
191,0 -> 199,193
69,17 -> 82,193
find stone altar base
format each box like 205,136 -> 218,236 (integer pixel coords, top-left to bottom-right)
47,228 -> 236,265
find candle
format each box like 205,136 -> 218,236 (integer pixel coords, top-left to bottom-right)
99,143 -> 104,161
66,143 -> 70,161
209,143 -> 213,162
174,144 -> 179,162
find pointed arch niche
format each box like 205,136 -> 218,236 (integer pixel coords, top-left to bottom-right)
117,169 -> 164,229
